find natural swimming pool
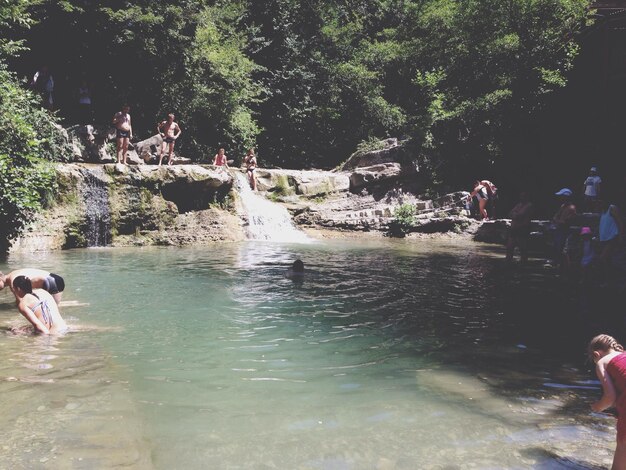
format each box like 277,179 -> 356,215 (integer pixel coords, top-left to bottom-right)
0,239 -> 616,468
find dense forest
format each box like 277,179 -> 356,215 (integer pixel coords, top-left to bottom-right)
0,0 -> 602,251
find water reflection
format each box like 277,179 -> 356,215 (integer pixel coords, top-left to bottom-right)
0,240 -> 619,468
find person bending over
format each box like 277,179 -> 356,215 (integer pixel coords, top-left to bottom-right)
0,268 -> 65,305
12,276 -> 67,335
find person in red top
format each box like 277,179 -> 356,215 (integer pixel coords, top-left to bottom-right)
213,148 -> 229,168
589,334 -> 626,469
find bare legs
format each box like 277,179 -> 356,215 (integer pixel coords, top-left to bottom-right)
158,142 -> 175,166
247,170 -> 256,190
116,137 -> 129,164
478,199 -> 488,220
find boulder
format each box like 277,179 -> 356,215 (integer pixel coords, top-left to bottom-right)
254,169 -> 350,196
338,138 -> 419,173
134,134 -> 164,163
349,163 -> 402,191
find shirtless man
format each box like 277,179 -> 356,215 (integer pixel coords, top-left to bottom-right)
0,268 -> 65,306
112,104 -> 133,164
213,148 -> 229,169
157,113 -> 182,166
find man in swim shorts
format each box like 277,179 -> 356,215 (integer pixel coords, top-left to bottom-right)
112,104 -> 133,164
157,113 -> 182,166
0,268 -> 66,306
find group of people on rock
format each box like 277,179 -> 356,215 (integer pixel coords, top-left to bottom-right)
504,166 -> 624,288
111,105 -> 258,190
0,269 -> 67,335
211,147 -> 258,190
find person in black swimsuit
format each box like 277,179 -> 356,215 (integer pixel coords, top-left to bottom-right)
0,268 -> 65,305
157,113 -> 182,166
244,148 -> 257,190
112,104 -> 133,164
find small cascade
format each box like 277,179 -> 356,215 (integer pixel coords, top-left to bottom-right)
235,173 -> 311,243
79,166 -> 111,247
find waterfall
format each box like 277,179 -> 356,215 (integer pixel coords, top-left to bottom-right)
79,166 -> 111,247
235,173 -> 311,243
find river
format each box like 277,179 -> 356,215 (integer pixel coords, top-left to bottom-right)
0,239 -> 617,469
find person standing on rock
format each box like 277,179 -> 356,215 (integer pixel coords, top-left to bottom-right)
157,113 -> 182,166
112,104 -> 133,165
469,180 -> 489,220
244,148 -> 257,190
583,166 -> 602,213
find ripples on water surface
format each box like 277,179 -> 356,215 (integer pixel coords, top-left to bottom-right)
0,239 -> 617,468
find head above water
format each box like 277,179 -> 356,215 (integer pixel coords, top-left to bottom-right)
12,275 -> 33,295
292,260 -> 304,272
588,334 -> 624,362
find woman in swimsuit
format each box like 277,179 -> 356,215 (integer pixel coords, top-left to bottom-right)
589,334 -> 626,469
12,276 -> 67,335
244,148 -> 257,191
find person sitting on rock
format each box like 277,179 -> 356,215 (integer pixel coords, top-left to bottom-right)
213,148 -> 229,169
0,268 -> 66,306
157,113 -> 182,167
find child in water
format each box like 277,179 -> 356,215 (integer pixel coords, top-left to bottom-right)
589,334 -> 626,468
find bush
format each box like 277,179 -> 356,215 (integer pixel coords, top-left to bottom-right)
389,203 -> 416,237
0,65 -> 70,254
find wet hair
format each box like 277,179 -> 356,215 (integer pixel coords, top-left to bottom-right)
588,334 -> 624,360
292,260 -> 304,272
12,275 -> 33,294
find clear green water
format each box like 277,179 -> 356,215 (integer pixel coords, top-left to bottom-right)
0,240 -> 615,469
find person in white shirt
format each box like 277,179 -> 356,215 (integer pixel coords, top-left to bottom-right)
583,166 -> 602,212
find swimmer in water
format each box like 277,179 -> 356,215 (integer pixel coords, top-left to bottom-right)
286,259 -> 305,280
12,276 -> 67,335
0,268 -> 65,305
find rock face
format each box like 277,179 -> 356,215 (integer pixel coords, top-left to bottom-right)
10,164 -> 243,252
10,137 -> 488,252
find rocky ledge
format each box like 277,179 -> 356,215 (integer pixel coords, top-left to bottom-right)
11,138 -> 494,252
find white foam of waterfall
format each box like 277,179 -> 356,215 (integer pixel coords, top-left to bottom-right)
235,172 -> 312,243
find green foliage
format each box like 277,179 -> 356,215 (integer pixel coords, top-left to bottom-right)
389,203 -> 416,237
4,0 -> 591,185
0,62 -> 69,253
